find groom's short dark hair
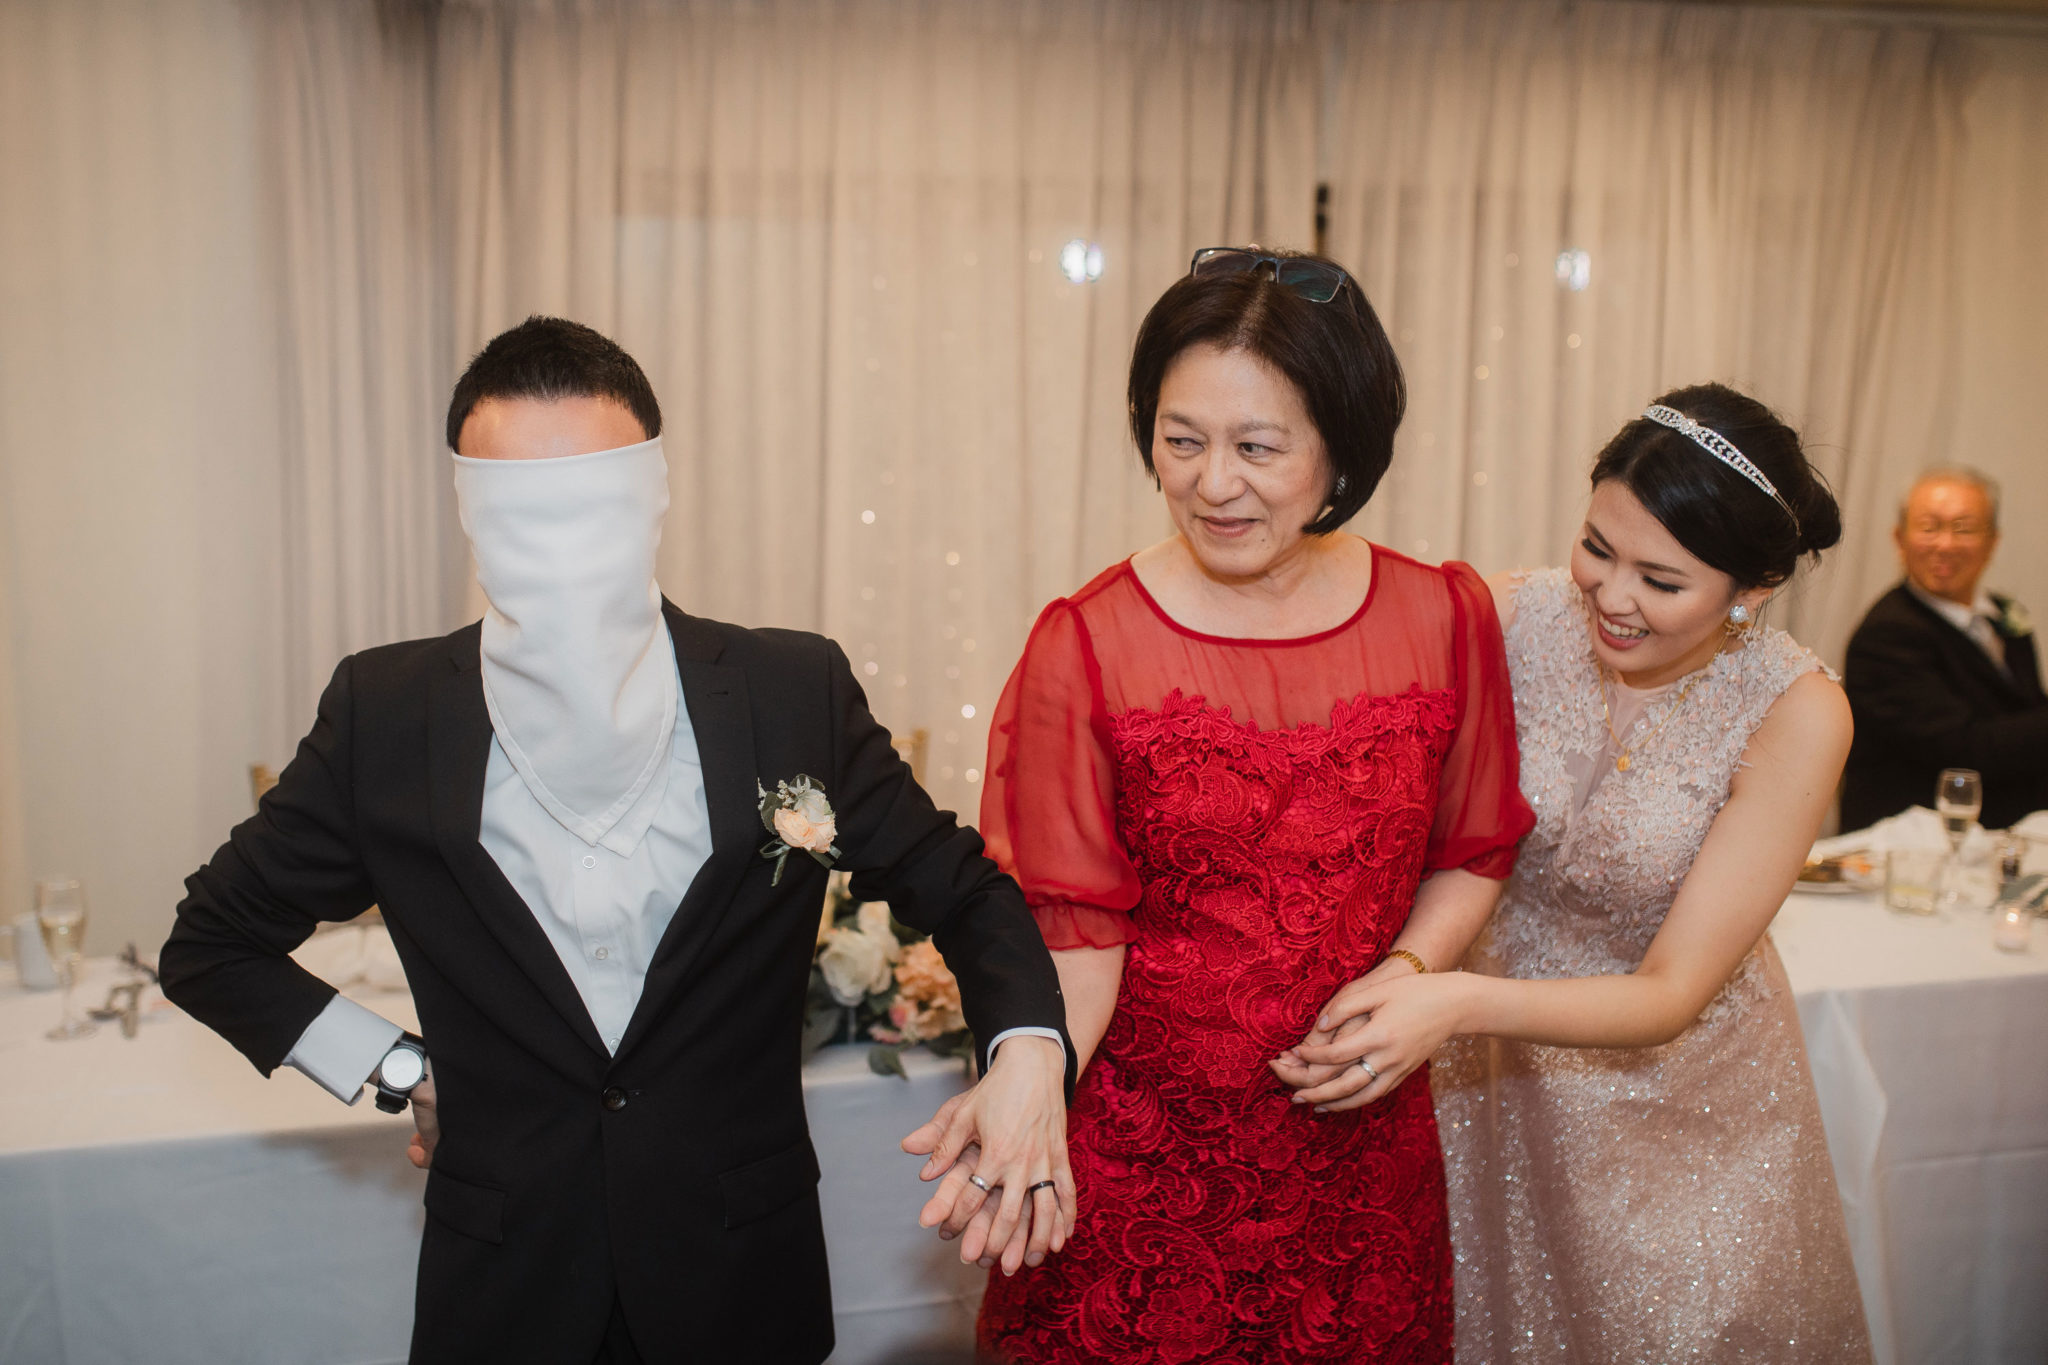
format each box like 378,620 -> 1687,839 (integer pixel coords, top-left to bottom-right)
446,316 -> 663,450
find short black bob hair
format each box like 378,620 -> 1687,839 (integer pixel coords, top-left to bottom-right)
445,316 -> 663,451
1590,382 -> 1842,590
1127,250 -> 1404,535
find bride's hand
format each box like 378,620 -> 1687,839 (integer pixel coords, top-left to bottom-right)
1268,955 -> 1423,1093
1269,1011 -> 1369,1092
1275,972 -> 1473,1112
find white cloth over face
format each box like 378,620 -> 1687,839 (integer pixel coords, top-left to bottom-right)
453,436 -> 678,852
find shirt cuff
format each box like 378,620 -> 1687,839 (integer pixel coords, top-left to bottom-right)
984,1026 -> 1066,1072
282,994 -> 405,1105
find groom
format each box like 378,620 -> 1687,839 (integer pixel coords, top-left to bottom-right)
160,316 -> 1074,1364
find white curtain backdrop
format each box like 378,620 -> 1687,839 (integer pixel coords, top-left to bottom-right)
427,0 -> 1321,798
2,0 -> 2046,952
261,0 -> 466,718
1324,1 -> 1961,660
0,0 -> 285,944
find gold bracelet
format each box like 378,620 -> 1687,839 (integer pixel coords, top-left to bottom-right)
1384,948 -> 1429,975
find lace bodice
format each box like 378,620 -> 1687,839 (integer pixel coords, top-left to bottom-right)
1484,568 -> 1827,986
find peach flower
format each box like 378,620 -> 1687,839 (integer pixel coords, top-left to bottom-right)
774,805 -> 837,853
893,940 -> 965,1037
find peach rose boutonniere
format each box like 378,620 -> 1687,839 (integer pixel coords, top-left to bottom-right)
758,774 -> 842,886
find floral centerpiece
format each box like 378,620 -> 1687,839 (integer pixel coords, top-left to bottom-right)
804,871 -> 975,1078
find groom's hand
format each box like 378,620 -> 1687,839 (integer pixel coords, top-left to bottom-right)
901,1036 -> 1073,1275
405,1074 -> 439,1169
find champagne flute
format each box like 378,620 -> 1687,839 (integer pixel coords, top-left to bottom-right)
35,878 -> 96,1040
1934,768 -> 1983,914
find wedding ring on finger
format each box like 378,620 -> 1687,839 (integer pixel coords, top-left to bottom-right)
967,1174 -> 992,1193
1356,1060 -> 1381,1084
1026,1179 -> 1058,1204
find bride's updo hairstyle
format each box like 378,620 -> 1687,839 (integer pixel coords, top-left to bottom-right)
1590,382 -> 1842,590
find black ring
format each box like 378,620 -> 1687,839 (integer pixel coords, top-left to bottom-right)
1026,1180 -> 1058,1200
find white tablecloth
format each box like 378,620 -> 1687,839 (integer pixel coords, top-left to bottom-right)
1771,891 -> 2048,1365
5,907 -> 2043,1365
0,964 -> 980,1365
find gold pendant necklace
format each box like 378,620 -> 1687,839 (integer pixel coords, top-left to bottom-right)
1601,667 -> 1708,773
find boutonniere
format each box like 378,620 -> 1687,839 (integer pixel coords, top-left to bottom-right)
758,775 -> 842,886
1996,596 -> 2033,640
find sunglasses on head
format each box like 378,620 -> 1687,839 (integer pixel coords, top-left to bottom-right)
1187,247 -> 1350,304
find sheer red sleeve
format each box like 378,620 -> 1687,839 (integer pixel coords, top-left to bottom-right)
979,600 -> 1143,949
1427,562 -> 1535,879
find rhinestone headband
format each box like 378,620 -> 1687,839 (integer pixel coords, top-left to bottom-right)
1641,404 -> 1798,528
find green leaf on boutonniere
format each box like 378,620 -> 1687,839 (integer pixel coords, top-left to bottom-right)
924,1029 -> 977,1063
868,1042 -> 911,1079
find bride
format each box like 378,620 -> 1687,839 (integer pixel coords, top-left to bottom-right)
1274,383 -> 1872,1362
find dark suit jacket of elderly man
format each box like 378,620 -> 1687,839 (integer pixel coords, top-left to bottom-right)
1841,583 -> 2048,832
160,602 -> 1074,1365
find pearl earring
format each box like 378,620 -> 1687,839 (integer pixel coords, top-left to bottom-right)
1726,603 -> 1754,635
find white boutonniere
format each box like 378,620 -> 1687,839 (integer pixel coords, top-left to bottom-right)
1996,596 -> 2033,640
758,774 -> 841,885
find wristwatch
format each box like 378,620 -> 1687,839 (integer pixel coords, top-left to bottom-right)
371,1032 -> 428,1114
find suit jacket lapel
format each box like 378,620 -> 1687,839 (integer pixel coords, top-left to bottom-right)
616,604 -> 759,1058
427,630 -> 610,1059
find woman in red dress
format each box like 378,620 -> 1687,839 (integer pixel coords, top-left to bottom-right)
954,250 -> 1533,1363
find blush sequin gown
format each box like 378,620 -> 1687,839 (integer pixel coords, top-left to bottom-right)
1432,569 -> 1872,1363
975,549 -> 1534,1364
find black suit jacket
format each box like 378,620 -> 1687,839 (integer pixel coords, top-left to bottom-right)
160,603 -> 1072,1365
1841,583 -> 2048,832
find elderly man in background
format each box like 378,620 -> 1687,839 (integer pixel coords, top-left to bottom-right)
1841,467 -> 2048,832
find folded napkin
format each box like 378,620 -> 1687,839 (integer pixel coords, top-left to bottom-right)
1814,805 -> 2029,863
2011,810 -> 2048,844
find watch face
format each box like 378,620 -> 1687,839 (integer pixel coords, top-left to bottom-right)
380,1045 -> 425,1090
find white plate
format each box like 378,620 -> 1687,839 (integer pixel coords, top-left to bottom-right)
1790,877 -> 1882,896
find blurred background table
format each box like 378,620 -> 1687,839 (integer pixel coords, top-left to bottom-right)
0,961 -> 980,1365
1773,886 -> 2048,1365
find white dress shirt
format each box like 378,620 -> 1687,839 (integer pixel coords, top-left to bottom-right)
1906,581 -> 2008,666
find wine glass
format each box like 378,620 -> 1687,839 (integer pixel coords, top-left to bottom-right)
35,878 -> 96,1040
1934,768 -> 1983,914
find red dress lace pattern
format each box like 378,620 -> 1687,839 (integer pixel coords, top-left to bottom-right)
976,551 -> 1532,1365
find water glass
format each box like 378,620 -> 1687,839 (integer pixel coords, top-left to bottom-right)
35,878 -> 95,1040
1934,768 -> 1983,912
1884,849 -> 1942,916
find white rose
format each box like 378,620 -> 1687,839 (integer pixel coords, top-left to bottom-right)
794,786 -> 834,825
817,925 -> 893,1005
855,901 -> 902,961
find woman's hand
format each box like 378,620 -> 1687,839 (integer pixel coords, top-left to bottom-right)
1269,972 -> 1473,1112
901,1036 -> 1074,1273
1267,954 -> 1422,1094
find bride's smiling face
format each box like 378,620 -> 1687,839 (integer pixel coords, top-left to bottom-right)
1570,481 -> 1769,685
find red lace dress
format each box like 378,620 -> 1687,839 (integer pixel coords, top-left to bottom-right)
975,548 -> 1532,1365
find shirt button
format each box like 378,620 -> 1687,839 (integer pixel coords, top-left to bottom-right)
594,947 -> 609,960
582,854 -> 597,869
602,1086 -> 628,1112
